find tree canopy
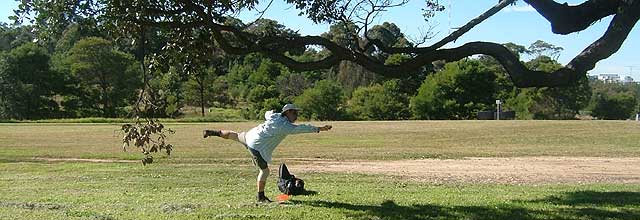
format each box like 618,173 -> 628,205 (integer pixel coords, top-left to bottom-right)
11,0 -> 638,88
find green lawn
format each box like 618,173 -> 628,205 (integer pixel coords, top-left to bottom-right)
1,121 -> 640,219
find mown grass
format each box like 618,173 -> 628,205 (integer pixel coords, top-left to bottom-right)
1,120 -> 640,163
1,121 -> 640,219
1,162 -> 639,220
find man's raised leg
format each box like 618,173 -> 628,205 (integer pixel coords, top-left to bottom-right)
203,129 -> 240,141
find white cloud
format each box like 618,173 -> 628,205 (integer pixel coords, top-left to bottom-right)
504,5 -> 536,13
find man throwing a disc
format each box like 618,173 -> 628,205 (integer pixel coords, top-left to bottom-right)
203,104 -> 332,202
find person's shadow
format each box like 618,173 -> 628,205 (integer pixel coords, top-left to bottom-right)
293,191 -> 640,220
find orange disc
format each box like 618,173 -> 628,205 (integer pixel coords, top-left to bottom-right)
276,194 -> 290,202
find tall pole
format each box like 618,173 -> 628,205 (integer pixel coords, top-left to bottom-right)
496,100 -> 501,120
626,66 -> 637,80
626,66 -> 635,75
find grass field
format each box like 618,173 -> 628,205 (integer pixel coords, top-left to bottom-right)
1,121 -> 640,219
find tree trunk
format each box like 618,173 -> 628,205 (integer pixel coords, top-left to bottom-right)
101,85 -> 109,118
200,90 -> 205,117
100,73 -> 110,118
198,78 -> 205,117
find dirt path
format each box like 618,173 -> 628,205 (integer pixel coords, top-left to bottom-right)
30,156 -> 640,184
294,157 -> 640,184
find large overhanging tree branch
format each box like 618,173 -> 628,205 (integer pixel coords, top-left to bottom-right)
524,0 -> 621,34
22,0 -> 636,88
176,0 -> 638,87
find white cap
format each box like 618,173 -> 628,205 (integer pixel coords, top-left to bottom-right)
282,103 -> 300,113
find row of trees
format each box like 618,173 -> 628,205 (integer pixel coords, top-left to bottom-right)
1,19 -> 638,121
0,23 -> 141,119
295,58 -> 638,121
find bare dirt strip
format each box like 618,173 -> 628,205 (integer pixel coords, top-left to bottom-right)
30,156 -> 640,184
293,157 -> 640,184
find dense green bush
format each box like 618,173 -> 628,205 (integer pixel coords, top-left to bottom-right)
411,60 -> 497,119
348,80 -> 410,120
0,43 -> 65,120
591,92 -> 637,120
295,80 -> 345,120
64,37 -> 141,118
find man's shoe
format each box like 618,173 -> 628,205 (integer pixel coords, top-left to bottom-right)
203,130 -> 221,138
257,193 -> 272,203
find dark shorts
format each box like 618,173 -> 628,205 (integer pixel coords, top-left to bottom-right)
247,147 -> 268,170
237,132 -> 268,170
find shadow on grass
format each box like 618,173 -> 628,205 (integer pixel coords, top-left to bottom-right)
297,190 -> 319,196
297,191 -> 640,220
526,191 -> 640,207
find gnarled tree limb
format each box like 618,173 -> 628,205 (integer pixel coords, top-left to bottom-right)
566,0 -> 640,73
142,0 -> 638,88
524,0 -> 620,34
362,0 -> 516,54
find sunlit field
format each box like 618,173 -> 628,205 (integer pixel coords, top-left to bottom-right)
1,120 -> 639,219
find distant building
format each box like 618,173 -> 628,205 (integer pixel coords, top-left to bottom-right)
623,76 -> 635,84
597,73 -> 621,83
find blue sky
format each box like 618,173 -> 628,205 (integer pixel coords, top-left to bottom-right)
2,0 -> 638,79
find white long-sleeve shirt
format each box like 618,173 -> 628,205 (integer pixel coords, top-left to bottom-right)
245,110 -> 319,163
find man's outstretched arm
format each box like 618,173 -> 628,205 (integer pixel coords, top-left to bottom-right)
288,124 -> 332,134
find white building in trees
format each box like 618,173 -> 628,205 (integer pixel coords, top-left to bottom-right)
597,74 -> 622,83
